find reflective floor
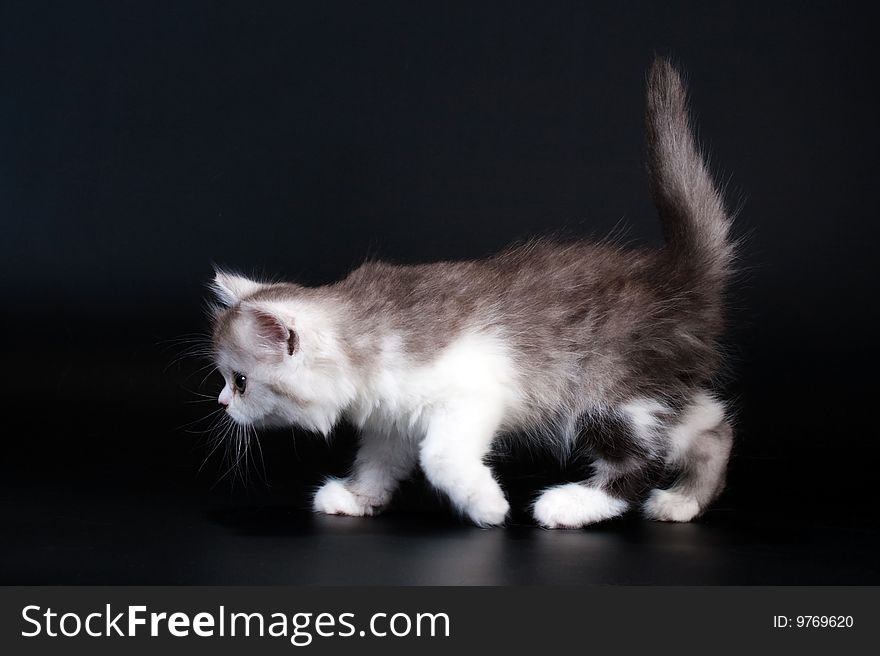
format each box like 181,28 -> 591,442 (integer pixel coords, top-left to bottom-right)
4,477 -> 878,585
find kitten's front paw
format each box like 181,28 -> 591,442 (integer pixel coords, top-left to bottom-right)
464,484 -> 510,527
313,479 -> 379,517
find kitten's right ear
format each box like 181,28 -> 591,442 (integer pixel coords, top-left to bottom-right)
211,269 -> 264,307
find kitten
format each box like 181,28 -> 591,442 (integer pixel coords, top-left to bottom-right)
209,58 -> 735,528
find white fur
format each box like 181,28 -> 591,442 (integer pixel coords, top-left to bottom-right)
643,489 -> 701,522
362,332 -> 518,526
349,331 -> 521,432
665,391 -> 724,464
329,331 -> 519,526
419,398 -> 511,527
313,422 -> 418,517
620,398 -> 671,457
312,478 -> 371,516
212,271 -> 265,306
643,392 -> 731,522
533,483 -> 628,528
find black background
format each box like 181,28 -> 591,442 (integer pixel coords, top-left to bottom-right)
2,1 -> 878,584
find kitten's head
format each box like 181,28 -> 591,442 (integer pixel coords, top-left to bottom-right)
209,271 -> 354,435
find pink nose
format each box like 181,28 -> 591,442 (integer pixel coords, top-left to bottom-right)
218,386 -> 233,408
217,385 -> 232,408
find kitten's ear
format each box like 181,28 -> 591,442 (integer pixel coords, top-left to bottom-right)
211,269 -> 264,306
244,305 -> 298,357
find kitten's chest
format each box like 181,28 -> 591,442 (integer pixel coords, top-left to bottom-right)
345,390 -> 432,439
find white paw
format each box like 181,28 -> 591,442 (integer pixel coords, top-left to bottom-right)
313,479 -> 374,517
643,489 -> 701,522
463,482 -> 510,527
533,483 -> 628,529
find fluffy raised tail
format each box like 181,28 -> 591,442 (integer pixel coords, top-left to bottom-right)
646,58 -> 733,288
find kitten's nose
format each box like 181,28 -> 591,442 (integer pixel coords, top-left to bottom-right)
218,386 -> 233,408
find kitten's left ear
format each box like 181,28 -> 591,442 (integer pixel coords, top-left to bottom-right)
245,305 -> 298,357
211,269 -> 264,306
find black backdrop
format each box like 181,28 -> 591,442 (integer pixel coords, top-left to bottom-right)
2,1 -> 878,584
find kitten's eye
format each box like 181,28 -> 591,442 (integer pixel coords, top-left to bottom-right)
233,372 -> 247,394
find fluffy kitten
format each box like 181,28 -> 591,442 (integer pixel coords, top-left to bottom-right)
209,59 -> 735,528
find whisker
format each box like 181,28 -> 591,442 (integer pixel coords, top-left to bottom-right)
176,406 -> 225,432
252,425 -> 269,486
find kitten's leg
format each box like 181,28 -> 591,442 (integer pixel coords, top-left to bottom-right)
313,426 -> 416,517
419,400 -> 509,527
644,391 -> 732,522
533,398 -> 670,528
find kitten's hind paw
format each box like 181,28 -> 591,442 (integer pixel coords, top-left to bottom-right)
643,489 -> 701,522
313,478 -> 383,517
533,483 -> 628,529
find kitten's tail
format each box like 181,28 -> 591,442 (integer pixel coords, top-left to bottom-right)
645,58 -> 733,289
